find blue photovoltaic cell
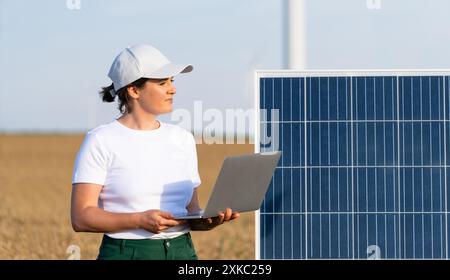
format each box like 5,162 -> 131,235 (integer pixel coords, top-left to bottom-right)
258,73 -> 450,259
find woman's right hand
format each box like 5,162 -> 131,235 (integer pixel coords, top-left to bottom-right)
138,210 -> 185,234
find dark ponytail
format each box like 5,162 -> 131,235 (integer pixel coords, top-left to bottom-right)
99,84 -> 116,102
98,78 -> 149,114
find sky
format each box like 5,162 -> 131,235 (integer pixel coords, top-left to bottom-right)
1,0 -> 450,134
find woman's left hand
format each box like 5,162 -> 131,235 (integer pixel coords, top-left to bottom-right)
188,208 -> 240,231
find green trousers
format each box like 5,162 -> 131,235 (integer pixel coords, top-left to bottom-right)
97,233 -> 198,260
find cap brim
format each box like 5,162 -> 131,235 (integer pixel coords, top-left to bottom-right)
143,63 -> 193,79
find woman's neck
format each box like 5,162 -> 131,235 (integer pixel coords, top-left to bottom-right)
117,113 -> 160,131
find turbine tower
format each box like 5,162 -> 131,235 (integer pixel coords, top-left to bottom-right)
286,0 -> 307,69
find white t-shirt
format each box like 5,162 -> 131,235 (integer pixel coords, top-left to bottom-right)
72,119 -> 201,240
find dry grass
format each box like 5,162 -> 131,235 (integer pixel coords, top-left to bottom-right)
0,134 -> 253,260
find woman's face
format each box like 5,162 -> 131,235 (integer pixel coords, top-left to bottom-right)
133,77 -> 176,115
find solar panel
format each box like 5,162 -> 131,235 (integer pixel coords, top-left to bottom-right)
255,71 -> 450,259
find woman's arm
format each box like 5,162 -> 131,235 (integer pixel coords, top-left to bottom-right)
71,183 -> 183,234
186,188 -> 239,231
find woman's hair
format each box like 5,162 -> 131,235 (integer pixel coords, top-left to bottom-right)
98,78 -> 150,114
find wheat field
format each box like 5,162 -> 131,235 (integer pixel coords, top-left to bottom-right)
0,135 -> 253,260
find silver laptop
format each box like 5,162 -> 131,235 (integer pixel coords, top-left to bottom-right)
174,151 -> 282,219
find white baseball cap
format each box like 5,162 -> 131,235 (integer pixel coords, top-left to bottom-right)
107,44 -> 193,94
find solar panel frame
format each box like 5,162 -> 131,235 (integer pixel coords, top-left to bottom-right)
255,70 -> 450,260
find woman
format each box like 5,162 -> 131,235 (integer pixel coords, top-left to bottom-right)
71,44 -> 239,260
